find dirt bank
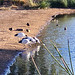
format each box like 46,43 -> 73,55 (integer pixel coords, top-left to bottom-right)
0,8 -> 75,50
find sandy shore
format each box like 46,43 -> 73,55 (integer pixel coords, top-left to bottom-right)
0,8 -> 75,50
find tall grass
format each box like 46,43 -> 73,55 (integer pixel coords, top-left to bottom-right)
31,55 -> 41,75
68,39 -> 74,75
50,40 -> 73,75
41,40 -> 74,75
39,0 -> 50,9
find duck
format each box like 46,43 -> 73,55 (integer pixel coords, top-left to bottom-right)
64,27 -> 67,30
26,29 -> 30,32
26,23 -> 30,26
52,15 -> 57,18
9,28 -> 13,31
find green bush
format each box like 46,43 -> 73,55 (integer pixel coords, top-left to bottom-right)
62,0 -> 68,7
39,0 -> 50,9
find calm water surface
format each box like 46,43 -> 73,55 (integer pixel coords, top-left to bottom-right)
8,14 -> 75,75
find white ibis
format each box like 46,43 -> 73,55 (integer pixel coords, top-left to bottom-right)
14,32 -> 26,38
33,37 -> 40,43
19,38 -> 31,48
24,36 -> 36,44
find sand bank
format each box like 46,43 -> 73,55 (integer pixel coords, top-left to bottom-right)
0,8 -> 75,50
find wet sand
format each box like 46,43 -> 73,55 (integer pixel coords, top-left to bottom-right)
0,8 -> 75,50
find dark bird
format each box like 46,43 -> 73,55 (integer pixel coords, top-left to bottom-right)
64,27 -> 67,30
56,24 -> 59,26
26,29 -> 30,32
52,15 -> 57,18
9,28 -> 13,31
26,23 -> 30,26
15,29 -> 23,31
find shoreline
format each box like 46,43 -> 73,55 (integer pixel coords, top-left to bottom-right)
0,8 -> 75,75
0,8 -> 75,50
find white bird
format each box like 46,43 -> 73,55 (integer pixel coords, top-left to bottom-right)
19,38 -> 31,48
24,36 -> 36,44
33,37 -> 40,43
20,51 -> 31,61
19,38 -> 31,44
14,32 -> 26,38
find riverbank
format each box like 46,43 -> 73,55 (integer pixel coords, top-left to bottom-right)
0,8 -> 75,50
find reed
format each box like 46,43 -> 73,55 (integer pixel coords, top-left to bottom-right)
50,40 -> 73,75
31,55 -> 41,75
41,41 -> 71,75
68,39 -> 74,75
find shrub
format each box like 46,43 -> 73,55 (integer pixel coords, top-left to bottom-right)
39,0 -> 50,9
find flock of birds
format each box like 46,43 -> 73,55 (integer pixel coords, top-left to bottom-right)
14,32 -> 40,48
13,15 -> 67,49
9,23 -> 31,32
10,22 -> 40,48
51,15 -> 67,30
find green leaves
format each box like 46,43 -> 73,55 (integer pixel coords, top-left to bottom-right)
39,0 -> 50,8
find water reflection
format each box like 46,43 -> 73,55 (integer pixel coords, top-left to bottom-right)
20,45 -> 41,61
8,45 -> 41,75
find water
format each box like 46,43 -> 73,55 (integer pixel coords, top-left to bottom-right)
8,14 -> 75,75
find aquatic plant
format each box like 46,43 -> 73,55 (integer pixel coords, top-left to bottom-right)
68,39 -> 74,75
31,55 -> 41,75
50,40 -> 73,75
41,40 -> 74,75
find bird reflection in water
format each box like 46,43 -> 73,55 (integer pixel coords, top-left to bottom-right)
19,45 -> 41,61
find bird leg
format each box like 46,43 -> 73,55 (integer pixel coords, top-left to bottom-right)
23,44 -> 26,49
28,44 -> 32,47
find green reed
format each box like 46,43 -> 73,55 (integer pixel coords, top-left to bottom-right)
50,40 -> 73,75
31,55 -> 41,75
41,42 -> 71,75
68,39 -> 74,75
